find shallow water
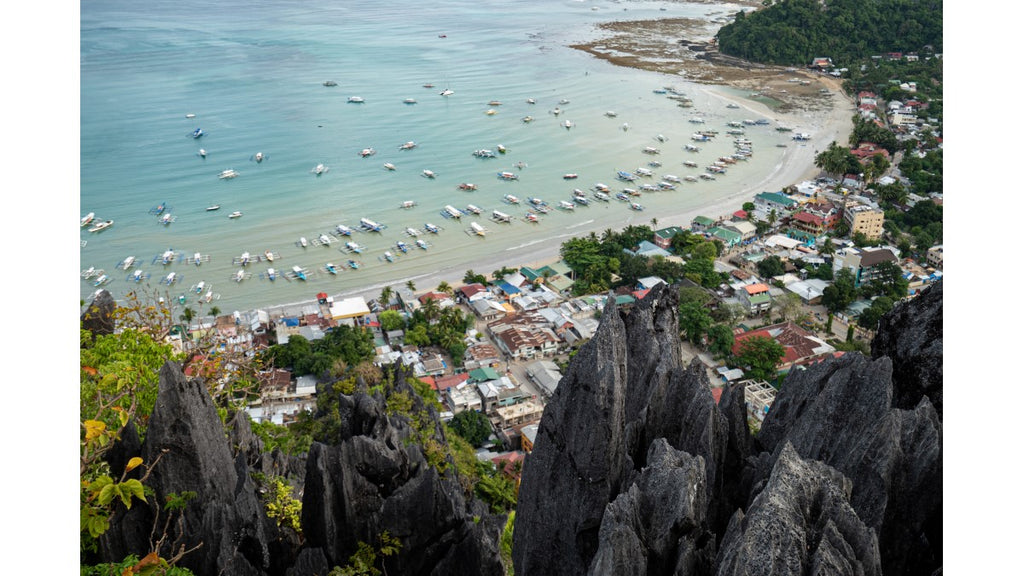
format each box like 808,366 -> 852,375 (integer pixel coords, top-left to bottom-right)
81,0 -> 801,313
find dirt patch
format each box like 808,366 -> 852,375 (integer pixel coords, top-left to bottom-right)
570,14 -> 842,114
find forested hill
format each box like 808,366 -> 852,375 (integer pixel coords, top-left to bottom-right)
716,0 -> 943,66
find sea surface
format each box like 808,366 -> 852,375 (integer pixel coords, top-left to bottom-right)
81,0 -> 801,314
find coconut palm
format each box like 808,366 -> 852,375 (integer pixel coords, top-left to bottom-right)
437,281 -> 453,296
406,280 -> 416,293
380,286 -> 394,311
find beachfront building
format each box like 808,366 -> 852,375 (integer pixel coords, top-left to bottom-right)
328,297 -> 372,326
691,215 -> 716,233
653,226 -> 687,249
723,220 -> 757,241
754,191 -> 799,215
842,203 -> 885,239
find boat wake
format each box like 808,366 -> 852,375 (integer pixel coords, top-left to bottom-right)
565,219 -> 594,229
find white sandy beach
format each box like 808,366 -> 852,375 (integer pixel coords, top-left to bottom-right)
316,78 -> 856,311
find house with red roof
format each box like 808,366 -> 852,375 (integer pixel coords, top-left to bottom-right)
732,322 -> 837,373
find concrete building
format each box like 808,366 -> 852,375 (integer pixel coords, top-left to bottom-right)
738,283 -> 773,315
926,245 -> 943,269
493,398 -> 545,429
329,297 -> 372,325
743,380 -> 777,423
843,203 -> 885,239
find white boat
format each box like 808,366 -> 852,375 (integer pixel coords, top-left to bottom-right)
458,182 -> 478,190
497,144 -> 507,153
558,200 -> 576,211
193,281 -> 206,294
498,171 -> 518,181
684,160 -> 699,168
299,237 -> 308,248
235,269 -> 246,282
443,205 -> 463,219
486,109 -> 497,116
593,191 -> 610,202
336,224 -> 354,236
218,169 -> 239,179
191,128 -> 204,139
198,148 -> 207,158
120,256 -> 136,270
422,169 -> 436,178
593,183 -> 610,192
563,173 -> 578,180
347,96 -> 365,103
318,233 -> 332,245
503,194 -> 520,205
360,217 -> 383,232
685,175 -> 699,182
253,151 -> 265,163
81,212 -> 95,227
359,147 -> 376,157
439,88 -> 454,96
525,212 -> 539,223
424,222 -> 441,234
160,213 -> 175,225
193,252 -> 203,265
163,272 -> 177,285
292,265 -> 307,280
403,98 -> 417,104
266,268 -> 276,281
563,120 -> 573,129
395,241 -> 409,253
630,202 -> 644,211
399,141 -> 417,150
88,220 -> 114,233
345,241 -> 364,253
384,163 -> 396,171
522,116 -> 534,123
635,167 -> 653,177
473,149 -> 496,158
469,222 -> 486,236
656,134 -> 667,142
206,204 -> 221,211
401,200 -> 417,209
312,163 -> 329,175
664,175 -> 681,183
264,250 -> 274,262
185,113 -> 196,118
325,263 -> 339,275
492,210 -> 511,223
93,274 -> 110,287
405,227 -> 420,237
382,251 -> 395,263
416,239 -> 428,250
465,204 -> 482,215
160,249 -> 177,265
239,252 -> 252,265
573,195 -> 590,206
604,111 -> 618,117
228,211 -> 243,219
792,132 -> 812,141
130,270 -> 147,283
642,147 -> 660,155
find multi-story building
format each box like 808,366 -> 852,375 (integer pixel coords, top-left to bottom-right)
926,245 -> 943,269
842,203 -> 885,239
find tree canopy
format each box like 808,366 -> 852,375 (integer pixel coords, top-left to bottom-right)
734,335 -> 787,382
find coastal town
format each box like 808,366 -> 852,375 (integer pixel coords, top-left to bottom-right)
131,48 -> 943,491
75,0 -> 948,572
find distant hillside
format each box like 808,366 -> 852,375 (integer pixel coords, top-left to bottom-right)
716,0 -> 943,67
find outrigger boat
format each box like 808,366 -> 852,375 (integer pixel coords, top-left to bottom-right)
312,163 -> 329,175
503,194 -> 520,205
345,241 -> 364,254
324,263 -> 339,275
416,239 -> 429,250
191,128 -> 204,139
335,224 -> 354,236
218,169 -> 239,179
291,265 -> 308,280
405,227 -> 420,237
360,217 -> 384,232
359,148 -> 376,157
384,162 -> 397,171
119,256 -> 137,270
498,171 -> 518,181
465,204 -> 482,215
81,212 -> 95,227
424,222 -> 441,234
395,241 -> 409,254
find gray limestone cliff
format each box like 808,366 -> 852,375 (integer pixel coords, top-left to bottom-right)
513,280 -> 942,576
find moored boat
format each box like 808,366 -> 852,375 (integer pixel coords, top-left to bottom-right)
88,220 -> 114,233
81,212 -> 95,227
218,169 -> 239,179
498,171 -> 518,181
228,211 -> 243,219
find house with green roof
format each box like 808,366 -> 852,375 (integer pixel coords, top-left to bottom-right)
691,216 -> 716,233
654,226 -> 687,249
468,366 -> 501,383
754,191 -> 798,213
708,226 -> 742,248
522,260 -> 575,294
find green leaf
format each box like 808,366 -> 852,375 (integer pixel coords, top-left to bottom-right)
98,483 -> 117,506
122,479 -> 146,507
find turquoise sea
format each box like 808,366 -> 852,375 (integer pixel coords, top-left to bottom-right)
80,0 -> 801,314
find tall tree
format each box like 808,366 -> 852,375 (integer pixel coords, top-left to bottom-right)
822,268 -> 858,314
734,335 -> 786,382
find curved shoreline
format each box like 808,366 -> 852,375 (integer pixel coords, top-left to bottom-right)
263,74 -> 856,316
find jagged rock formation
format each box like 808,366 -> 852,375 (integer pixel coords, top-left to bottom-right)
871,279 -> 943,417
86,290 -> 506,576
80,289 -> 116,337
299,372 -> 505,576
717,443 -> 882,576
101,362 -> 290,575
514,280 -> 943,576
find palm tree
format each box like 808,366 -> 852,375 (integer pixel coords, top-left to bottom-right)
380,286 -> 394,310
406,280 -> 416,293
179,307 -> 195,324
819,238 -> 836,260
421,296 -> 441,323
437,281 -> 453,296
768,209 -> 778,229
650,217 -> 658,229
209,306 -> 221,318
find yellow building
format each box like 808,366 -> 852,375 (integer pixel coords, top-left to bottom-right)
843,203 -> 885,239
